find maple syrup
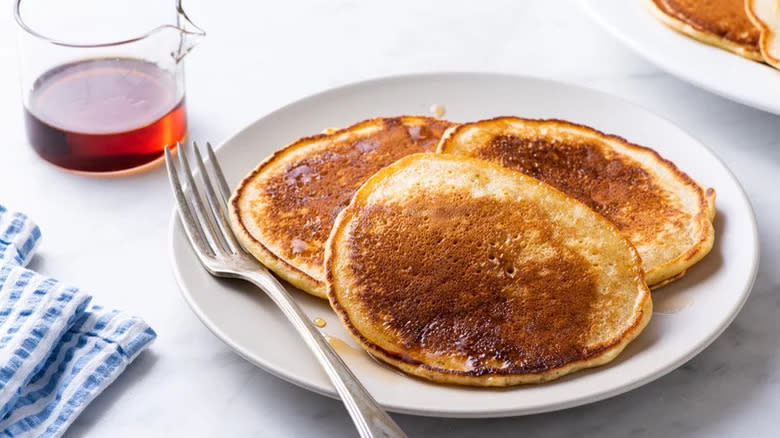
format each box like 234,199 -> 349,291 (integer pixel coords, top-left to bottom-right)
24,58 -> 187,173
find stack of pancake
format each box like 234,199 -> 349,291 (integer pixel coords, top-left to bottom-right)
229,115 -> 715,386
648,0 -> 780,69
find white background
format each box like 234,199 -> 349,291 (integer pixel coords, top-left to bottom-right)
0,1 -> 777,436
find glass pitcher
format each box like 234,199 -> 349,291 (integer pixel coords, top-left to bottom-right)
14,0 -> 205,174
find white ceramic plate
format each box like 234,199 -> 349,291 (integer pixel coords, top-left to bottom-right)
169,73 -> 758,418
580,0 -> 780,115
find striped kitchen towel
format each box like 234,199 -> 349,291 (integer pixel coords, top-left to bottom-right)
0,205 -> 156,438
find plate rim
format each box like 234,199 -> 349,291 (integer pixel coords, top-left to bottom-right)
168,71 -> 760,418
578,0 -> 780,115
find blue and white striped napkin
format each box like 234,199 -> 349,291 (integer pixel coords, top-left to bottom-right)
0,205 -> 156,438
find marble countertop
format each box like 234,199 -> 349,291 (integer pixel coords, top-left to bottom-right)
0,1 -> 777,436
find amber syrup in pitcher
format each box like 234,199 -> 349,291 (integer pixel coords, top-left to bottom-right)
24,58 -> 186,173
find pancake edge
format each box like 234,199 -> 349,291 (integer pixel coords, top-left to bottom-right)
325,153 -> 653,386
645,0 -> 764,62
436,116 -> 716,289
745,0 -> 780,69
229,116 -> 453,299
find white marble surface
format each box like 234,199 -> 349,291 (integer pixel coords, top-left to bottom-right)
0,1 -> 777,436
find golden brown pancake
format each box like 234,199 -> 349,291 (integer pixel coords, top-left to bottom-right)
437,117 -> 715,289
326,154 -> 652,386
647,0 -> 763,61
746,0 -> 780,68
229,116 -> 455,298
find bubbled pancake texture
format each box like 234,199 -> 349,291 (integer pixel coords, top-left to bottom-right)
231,117 -> 453,297
438,117 -> 713,287
328,154 -> 651,385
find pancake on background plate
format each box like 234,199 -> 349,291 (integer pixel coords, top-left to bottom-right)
746,0 -> 780,68
437,117 -> 715,289
647,0 -> 763,61
326,154 -> 652,386
229,116 -> 455,299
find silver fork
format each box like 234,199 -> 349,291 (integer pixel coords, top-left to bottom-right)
165,142 -> 407,438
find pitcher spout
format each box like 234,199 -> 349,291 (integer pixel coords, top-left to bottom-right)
171,0 -> 205,62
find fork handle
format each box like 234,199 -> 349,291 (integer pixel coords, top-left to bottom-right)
242,271 -> 408,438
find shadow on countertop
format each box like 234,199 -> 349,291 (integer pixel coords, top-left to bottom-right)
62,351 -> 159,437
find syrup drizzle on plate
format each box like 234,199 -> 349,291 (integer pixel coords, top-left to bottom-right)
325,335 -> 362,355
429,103 -> 446,118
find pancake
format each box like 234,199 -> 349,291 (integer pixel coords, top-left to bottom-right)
437,117 -> 715,289
326,154 -> 652,386
746,0 -> 780,68
647,0 -> 763,61
229,116 -> 455,298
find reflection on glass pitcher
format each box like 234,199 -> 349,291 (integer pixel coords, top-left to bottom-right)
14,0 -> 205,174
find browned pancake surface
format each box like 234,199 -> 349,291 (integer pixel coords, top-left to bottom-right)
327,154 -> 652,385
438,117 -> 715,289
652,0 -> 760,46
346,194 -> 606,374
261,118 -> 451,268
481,134 -> 681,242
232,116 -> 454,297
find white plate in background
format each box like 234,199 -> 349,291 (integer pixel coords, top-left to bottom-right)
169,73 -> 758,417
580,0 -> 780,115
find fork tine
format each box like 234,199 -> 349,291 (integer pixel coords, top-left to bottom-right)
193,142 -> 240,253
204,142 -> 254,255
206,142 -> 232,206
165,145 -> 214,258
178,142 -> 227,255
